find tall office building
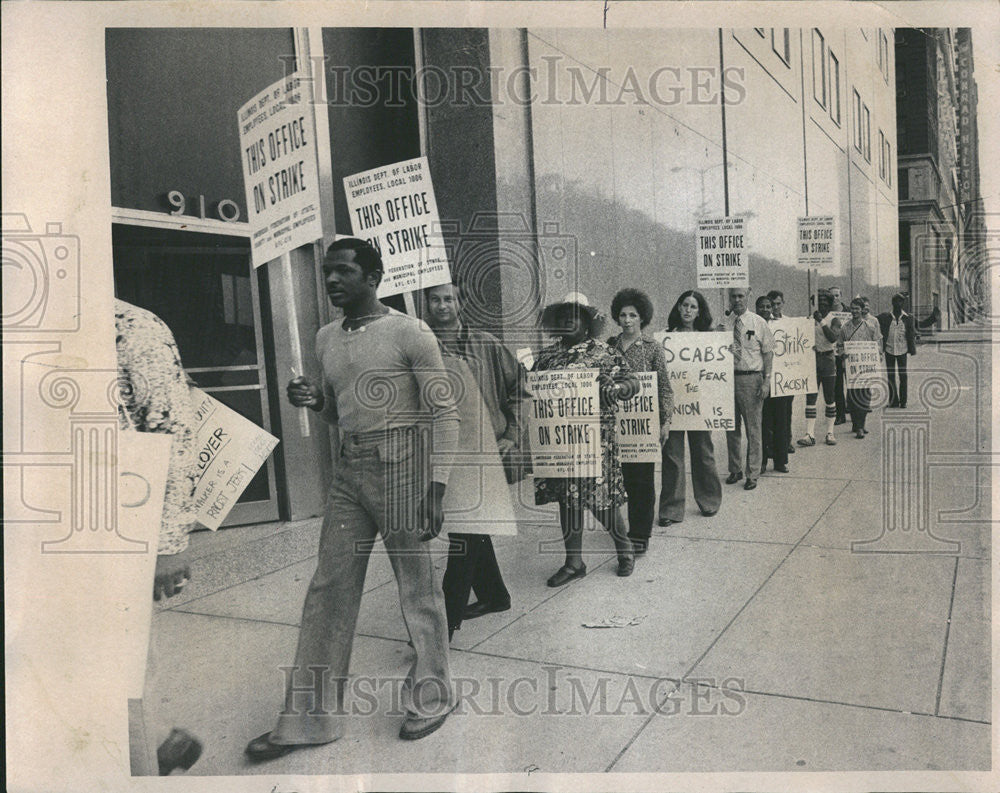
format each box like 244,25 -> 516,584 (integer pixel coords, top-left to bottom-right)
896,28 -> 985,329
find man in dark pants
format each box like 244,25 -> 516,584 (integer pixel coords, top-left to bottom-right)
878,292 -> 917,408
425,280 -> 529,637
758,295 -> 790,474
767,289 -> 795,458
828,286 -> 849,425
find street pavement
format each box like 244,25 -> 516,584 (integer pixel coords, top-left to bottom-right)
143,335 -> 992,776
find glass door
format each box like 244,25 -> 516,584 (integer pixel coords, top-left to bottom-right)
112,223 -> 281,527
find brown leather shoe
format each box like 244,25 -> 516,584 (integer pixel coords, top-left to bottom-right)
158,728 -> 202,775
399,705 -> 456,740
617,556 -> 635,576
547,564 -> 587,587
464,600 -> 511,620
244,731 -> 308,764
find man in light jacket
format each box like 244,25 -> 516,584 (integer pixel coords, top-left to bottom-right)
877,292 -> 918,408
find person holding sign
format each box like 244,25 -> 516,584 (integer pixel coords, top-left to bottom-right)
115,300 -> 203,776
838,297 -> 883,439
858,295 -> 880,334
828,285 -> 849,425
658,290 -> 723,525
424,280 -> 530,637
756,295 -> 788,474
606,288 -> 673,555
719,287 -> 774,491
533,293 -> 640,585
877,292 -> 918,409
797,290 -> 841,447
766,290 -> 795,459
245,239 -> 460,761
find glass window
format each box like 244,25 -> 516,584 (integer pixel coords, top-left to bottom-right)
879,130 -> 886,180
829,50 -> 841,125
886,140 -> 892,185
812,29 -> 827,108
853,89 -> 863,151
880,31 -> 890,82
772,28 -> 791,66
112,223 -> 276,510
864,104 -> 871,162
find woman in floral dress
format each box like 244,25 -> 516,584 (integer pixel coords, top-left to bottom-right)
533,293 -> 640,586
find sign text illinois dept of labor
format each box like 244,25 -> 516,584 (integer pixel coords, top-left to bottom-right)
797,216 -> 835,268
344,156 -> 451,298
526,369 -> 601,478
238,74 -> 323,268
697,217 -> 748,288
657,332 -> 734,431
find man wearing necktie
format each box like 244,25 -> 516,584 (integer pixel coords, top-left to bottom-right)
720,287 -> 774,491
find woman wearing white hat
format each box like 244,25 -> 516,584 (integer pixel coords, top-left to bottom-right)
533,293 -> 640,585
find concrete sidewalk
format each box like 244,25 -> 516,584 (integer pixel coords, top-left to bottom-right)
144,338 -> 991,776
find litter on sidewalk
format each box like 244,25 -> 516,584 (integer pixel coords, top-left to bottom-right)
581,615 -> 647,629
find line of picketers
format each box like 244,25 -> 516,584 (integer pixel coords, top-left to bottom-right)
119,236 -> 919,769
267,239 -> 921,758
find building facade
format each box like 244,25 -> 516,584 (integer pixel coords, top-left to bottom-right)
895,27 -> 984,330
106,27 -> 899,528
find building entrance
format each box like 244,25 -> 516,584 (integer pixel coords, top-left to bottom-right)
112,223 -> 281,527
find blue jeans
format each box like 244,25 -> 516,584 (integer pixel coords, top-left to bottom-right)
272,426 -> 452,744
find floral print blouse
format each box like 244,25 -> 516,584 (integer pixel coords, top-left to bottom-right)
115,299 -> 198,554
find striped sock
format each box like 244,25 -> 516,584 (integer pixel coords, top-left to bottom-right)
805,405 -> 817,437
820,402 -> 836,436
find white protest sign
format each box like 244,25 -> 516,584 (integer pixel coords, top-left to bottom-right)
117,430 -> 172,699
238,74 -> 323,268
797,216 -> 835,268
658,332 -> 734,431
822,311 -> 852,331
697,217 -> 748,288
844,340 -> 883,389
438,356 -> 517,536
769,317 -> 815,397
526,369 -> 601,478
189,388 -> 279,530
343,156 -> 451,298
615,371 -> 660,463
